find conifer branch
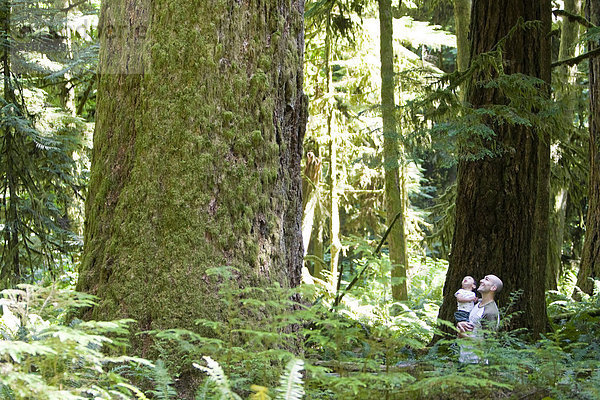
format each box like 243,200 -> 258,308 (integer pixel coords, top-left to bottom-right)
76,75 -> 96,116
551,308 -> 600,321
552,9 -> 595,29
552,47 -> 600,68
60,0 -> 89,12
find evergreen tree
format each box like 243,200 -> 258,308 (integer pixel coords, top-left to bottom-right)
453,0 -> 470,76
379,0 -> 408,301
548,0 -> 583,291
0,0 -> 90,287
575,0 -> 600,297
437,0 -> 552,336
76,1 -> 306,394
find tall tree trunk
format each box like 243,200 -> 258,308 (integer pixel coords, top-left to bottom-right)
453,0 -> 471,75
575,0 -> 600,296
1,0 -> 21,287
325,14 -> 341,288
77,0 -> 306,384
548,188 -> 568,289
302,151 -> 321,255
437,0 -> 551,336
379,0 -> 408,301
60,2 -> 76,115
548,0 -> 581,291
314,213 -> 325,279
329,113 -> 341,286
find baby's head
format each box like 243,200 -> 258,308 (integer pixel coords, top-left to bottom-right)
461,276 -> 476,291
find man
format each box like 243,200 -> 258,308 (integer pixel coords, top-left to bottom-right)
457,274 -> 503,363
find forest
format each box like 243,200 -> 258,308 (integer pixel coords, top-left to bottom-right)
1,0 -> 600,399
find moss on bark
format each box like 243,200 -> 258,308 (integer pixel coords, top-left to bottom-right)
77,0 -> 306,365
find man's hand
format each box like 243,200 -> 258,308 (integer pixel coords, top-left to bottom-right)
457,321 -> 474,338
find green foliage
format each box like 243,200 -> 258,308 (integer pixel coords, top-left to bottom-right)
195,357 -> 304,400
150,270 -> 600,399
148,266 -> 300,395
12,0 -> 99,102
195,356 -> 242,400
410,18 -> 580,257
303,7 -> 449,291
410,19 -> 563,160
0,89 -> 90,286
305,0 -> 365,43
4,278 -> 600,399
148,359 -> 177,400
2,1 -> 598,399
1,0 -> 97,287
276,359 -> 305,400
0,284 -> 153,399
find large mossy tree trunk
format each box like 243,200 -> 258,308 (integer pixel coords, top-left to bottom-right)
379,0 -> 408,301
437,0 -> 551,336
575,0 -> 600,296
77,0 -> 305,358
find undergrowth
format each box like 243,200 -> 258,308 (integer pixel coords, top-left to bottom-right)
1,276 -> 600,399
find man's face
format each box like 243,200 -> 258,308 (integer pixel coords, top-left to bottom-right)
478,275 -> 496,293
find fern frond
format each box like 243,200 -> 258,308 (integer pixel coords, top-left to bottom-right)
275,359 -> 304,400
193,356 -> 242,400
148,360 -> 176,400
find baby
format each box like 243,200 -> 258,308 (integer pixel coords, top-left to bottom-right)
454,276 -> 477,324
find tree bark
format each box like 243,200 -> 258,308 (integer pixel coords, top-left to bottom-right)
437,0 -> 551,337
329,112 -> 341,286
323,13 -> 342,289
575,0 -> 600,297
0,0 -> 22,287
302,151 -> 321,257
379,0 -> 408,301
548,188 -> 568,290
77,0 -> 306,380
548,0 -> 581,291
453,0 -> 471,75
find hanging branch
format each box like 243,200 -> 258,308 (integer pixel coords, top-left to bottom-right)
331,211 -> 402,310
60,0 -> 89,13
552,47 -> 600,68
553,9 -> 595,29
76,75 -> 96,115
551,8 -> 599,69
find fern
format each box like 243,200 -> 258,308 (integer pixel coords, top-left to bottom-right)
148,360 -> 177,400
275,359 -> 304,400
0,284 -> 154,399
193,356 -> 304,400
194,356 -> 242,400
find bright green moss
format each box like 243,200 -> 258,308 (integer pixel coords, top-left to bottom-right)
80,0 -> 303,371
249,70 -> 269,96
224,128 -> 235,140
223,111 -> 234,125
251,130 -> 263,145
258,54 -> 271,70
